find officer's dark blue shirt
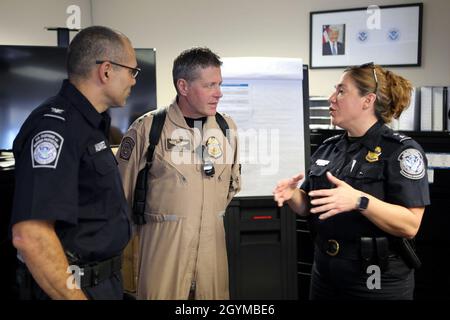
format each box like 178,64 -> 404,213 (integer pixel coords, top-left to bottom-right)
11,80 -> 131,264
301,121 -> 430,240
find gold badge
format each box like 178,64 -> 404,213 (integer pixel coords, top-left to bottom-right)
365,146 -> 382,162
206,136 -> 222,159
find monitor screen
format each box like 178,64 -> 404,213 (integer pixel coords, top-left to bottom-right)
0,45 -> 156,150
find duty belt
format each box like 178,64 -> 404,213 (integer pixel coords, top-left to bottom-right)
315,237 -> 367,260
77,255 -> 122,288
315,236 -> 398,265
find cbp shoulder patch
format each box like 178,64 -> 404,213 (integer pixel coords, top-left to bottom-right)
31,131 -> 64,169
398,148 -> 425,180
119,136 -> 135,161
119,130 -> 136,161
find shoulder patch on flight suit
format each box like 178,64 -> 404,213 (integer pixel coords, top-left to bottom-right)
31,130 -> 64,168
323,134 -> 342,144
398,148 -> 425,180
119,137 -> 135,160
119,130 -> 137,160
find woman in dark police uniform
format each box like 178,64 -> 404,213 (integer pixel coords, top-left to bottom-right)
273,63 -> 430,299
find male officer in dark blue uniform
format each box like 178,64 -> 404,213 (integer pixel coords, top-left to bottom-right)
10,26 -> 138,299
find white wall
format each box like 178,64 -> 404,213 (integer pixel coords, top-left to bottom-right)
91,0 -> 450,107
0,0 -> 92,45
1,0 -> 450,108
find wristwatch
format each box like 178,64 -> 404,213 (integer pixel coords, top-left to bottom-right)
356,195 -> 369,211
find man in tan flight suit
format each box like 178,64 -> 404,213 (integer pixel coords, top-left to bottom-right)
116,47 -> 241,299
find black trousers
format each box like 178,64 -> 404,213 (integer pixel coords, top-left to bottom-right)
15,262 -> 124,300
310,245 -> 414,300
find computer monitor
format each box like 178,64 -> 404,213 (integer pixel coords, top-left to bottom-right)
0,45 -> 157,150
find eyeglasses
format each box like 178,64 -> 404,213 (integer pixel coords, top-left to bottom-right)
359,62 -> 378,94
96,60 -> 141,79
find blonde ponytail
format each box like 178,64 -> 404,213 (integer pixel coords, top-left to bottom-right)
375,67 -> 413,123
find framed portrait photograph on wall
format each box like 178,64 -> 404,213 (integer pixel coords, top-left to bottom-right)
309,3 -> 423,69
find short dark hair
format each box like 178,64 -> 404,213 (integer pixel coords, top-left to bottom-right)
67,25 -> 128,80
172,47 -> 222,91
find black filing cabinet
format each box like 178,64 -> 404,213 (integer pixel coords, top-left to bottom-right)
225,197 -> 298,299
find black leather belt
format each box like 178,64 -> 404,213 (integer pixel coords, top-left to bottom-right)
315,236 -> 399,261
315,237 -> 362,259
78,255 -> 122,288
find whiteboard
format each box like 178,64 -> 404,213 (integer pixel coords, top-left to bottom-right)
219,57 -> 306,197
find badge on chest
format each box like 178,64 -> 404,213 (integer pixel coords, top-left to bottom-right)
206,136 -> 222,159
365,146 -> 382,163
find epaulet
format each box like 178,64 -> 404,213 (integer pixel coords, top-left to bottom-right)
217,112 -> 237,130
323,134 -> 342,144
383,131 -> 412,143
219,111 -> 232,119
135,111 -> 151,124
41,99 -> 68,122
132,107 -> 159,126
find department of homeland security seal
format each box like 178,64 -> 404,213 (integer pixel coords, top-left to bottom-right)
387,28 -> 400,41
357,30 -> 368,42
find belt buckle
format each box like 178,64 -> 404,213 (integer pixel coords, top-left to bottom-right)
326,239 -> 339,256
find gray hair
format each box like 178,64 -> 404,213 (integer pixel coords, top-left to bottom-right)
172,47 -> 222,92
67,25 -> 128,79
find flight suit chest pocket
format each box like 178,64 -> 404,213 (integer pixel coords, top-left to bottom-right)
309,164 -> 332,190
150,152 -> 187,184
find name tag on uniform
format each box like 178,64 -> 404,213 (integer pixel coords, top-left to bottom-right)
166,138 -> 191,151
88,140 -> 108,155
315,159 -> 330,166
95,141 -> 107,152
